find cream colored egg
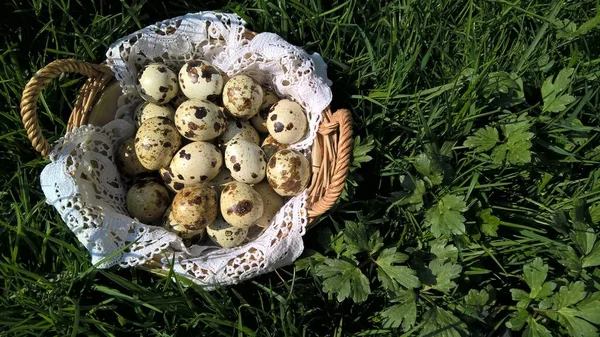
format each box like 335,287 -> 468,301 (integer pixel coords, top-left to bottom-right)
178,61 -> 224,100
174,99 -> 227,141
252,182 -> 284,228
169,142 -> 223,186
134,117 -> 182,170
222,75 -> 264,119
250,90 -> 279,133
224,140 -> 266,184
171,185 -> 218,230
116,138 -> 150,176
134,102 -> 175,127
126,179 -> 170,223
161,206 -> 206,239
266,149 -> 311,196
266,99 -> 307,144
217,120 -> 260,151
207,216 -> 248,248
159,167 -> 187,193
136,64 -> 179,104
261,135 -> 288,162
220,182 -> 264,228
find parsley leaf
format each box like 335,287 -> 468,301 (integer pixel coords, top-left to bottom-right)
582,242 -> 600,268
343,221 -> 384,256
387,175 -> 426,212
430,238 -> 458,262
542,283 -> 600,337
463,289 -> 492,318
419,306 -> 468,337
379,290 -> 417,330
316,258 -> 371,303
425,194 -> 468,238
464,126 -> 499,153
491,118 -> 534,165
542,67 -> 577,113
422,258 -> 462,293
524,317 -> 552,337
523,257 -> 556,300
480,208 -> 500,237
375,248 -> 420,291
414,153 -> 443,186
352,136 -> 375,169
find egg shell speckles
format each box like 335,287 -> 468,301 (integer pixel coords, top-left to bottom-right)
266,99 -> 307,144
217,120 -> 260,152
160,167 -> 187,193
171,185 -> 218,230
134,102 -> 175,128
222,75 -> 264,120
126,179 -> 170,223
175,99 -> 227,141
225,140 -> 267,184
116,138 -> 150,176
220,182 -> 264,228
169,142 -> 223,186
250,90 -> 279,133
134,117 -> 182,170
261,135 -> 288,162
179,61 -> 224,100
252,182 -> 284,228
136,64 -> 179,104
266,149 -> 311,196
207,217 -> 248,248
162,206 -> 207,239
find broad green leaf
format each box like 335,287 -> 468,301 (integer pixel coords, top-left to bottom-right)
544,282 -> 600,336
425,194 -> 468,238
542,67 -> 576,113
553,245 -> 582,273
375,248 -> 420,291
430,238 -> 458,262
414,153 -> 443,186
295,251 -> 327,272
463,289 -> 490,317
570,221 -> 596,256
554,308 -> 598,337
582,242 -> 600,268
388,175 -> 426,212
524,257 -> 554,299
551,282 -> 586,310
316,258 -> 371,303
577,292 -> 600,324
424,258 -> 462,293
507,308 -> 530,331
343,221 -> 384,256
379,290 -> 417,330
352,136 -> 374,168
492,118 -> 534,165
481,71 -> 525,102
419,307 -> 468,337
464,126 -> 499,153
480,208 -> 500,237
523,317 -> 552,337
511,289 -> 531,308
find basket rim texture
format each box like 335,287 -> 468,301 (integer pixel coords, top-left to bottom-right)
20,57 -> 352,223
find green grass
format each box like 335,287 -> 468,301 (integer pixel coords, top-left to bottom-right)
2,0 -> 600,336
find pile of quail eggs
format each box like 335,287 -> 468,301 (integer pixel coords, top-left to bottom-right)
116,61 -> 310,248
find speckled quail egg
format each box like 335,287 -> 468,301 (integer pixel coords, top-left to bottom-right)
217,120 -> 260,151
266,99 -> 308,144
172,90 -> 188,109
209,169 -> 235,194
261,135 -> 288,162
161,206 -> 206,239
116,138 -> 150,176
134,102 -> 175,127
136,63 -> 179,104
253,181 -> 284,228
207,216 -> 248,248
250,90 -> 280,133
134,117 -> 182,170
159,167 -> 187,193
179,61 -> 224,101
169,142 -> 223,185
171,185 -> 218,230
174,99 -> 227,141
126,179 -> 170,223
225,140 -> 267,184
267,149 -> 311,196
220,182 -> 264,228
222,75 -> 264,120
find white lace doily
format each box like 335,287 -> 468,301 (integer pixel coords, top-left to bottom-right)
40,12 -> 332,287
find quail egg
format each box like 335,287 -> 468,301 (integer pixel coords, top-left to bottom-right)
172,90 -> 188,109
136,63 -> 179,104
266,99 -> 307,144
162,206 -> 206,239
171,185 -> 218,232
209,169 -> 235,194
267,149 -> 311,196
134,117 -> 182,170
169,142 -> 223,185
261,135 -> 288,162
225,140 -> 267,184
126,179 -> 170,223
220,182 -> 264,228
217,120 -> 260,150
134,102 -> 175,127
174,99 -> 227,141
159,167 -> 187,193
207,216 -> 248,248
250,90 -> 280,133
253,181 -> 284,228
222,75 -> 264,119
116,138 -> 150,176
179,61 -> 224,100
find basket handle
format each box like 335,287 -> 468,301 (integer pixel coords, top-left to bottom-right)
20,59 -> 114,156
308,108 -> 353,219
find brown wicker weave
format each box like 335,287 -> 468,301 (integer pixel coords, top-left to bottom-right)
20,58 -> 352,223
